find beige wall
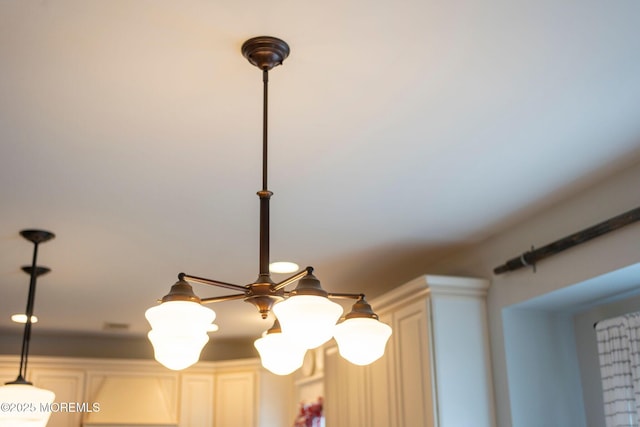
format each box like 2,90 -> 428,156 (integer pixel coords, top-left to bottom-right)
427,159 -> 640,426
0,328 -> 256,361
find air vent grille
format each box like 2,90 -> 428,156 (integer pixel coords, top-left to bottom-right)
103,322 -> 130,331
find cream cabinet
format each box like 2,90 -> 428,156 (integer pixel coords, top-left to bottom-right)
180,373 -> 214,427
212,360 -> 295,427
324,275 -> 495,427
0,356 -> 292,427
214,370 -> 256,427
31,369 -> 85,427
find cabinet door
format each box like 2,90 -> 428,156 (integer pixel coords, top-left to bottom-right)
214,371 -> 256,427
323,347 -> 340,426
324,346 -> 370,427
368,311 -> 396,427
324,345 -> 398,427
31,369 -> 85,427
181,374 -> 214,427
392,299 -> 436,427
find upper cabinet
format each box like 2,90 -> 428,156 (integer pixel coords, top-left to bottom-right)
214,370 -> 256,427
324,275 -> 495,427
0,356 -> 294,427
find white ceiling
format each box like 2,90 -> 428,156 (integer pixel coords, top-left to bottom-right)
1,0 -> 640,340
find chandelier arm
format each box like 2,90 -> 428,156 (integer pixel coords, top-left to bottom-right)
179,273 -> 248,292
271,266 -> 315,291
201,293 -> 248,304
327,292 -> 366,300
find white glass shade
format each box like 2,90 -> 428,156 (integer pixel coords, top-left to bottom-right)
254,331 -> 307,375
0,383 -> 55,427
273,295 -> 343,349
333,317 -> 392,366
145,301 -> 215,370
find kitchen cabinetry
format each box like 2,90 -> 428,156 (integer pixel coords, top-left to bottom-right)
324,275 -> 495,427
0,356 -> 292,427
214,370 -> 256,427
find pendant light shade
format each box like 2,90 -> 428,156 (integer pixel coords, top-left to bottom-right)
145,300 -> 215,370
334,317 -> 392,365
0,383 -> 55,427
273,272 -> 343,349
254,320 -> 307,375
333,297 -> 392,365
273,295 -> 343,349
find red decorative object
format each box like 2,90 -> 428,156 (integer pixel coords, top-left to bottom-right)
293,397 -> 324,427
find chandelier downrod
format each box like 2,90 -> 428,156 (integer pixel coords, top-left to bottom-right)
240,35 -> 290,279
258,68 -> 272,277
262,69 -> 269,192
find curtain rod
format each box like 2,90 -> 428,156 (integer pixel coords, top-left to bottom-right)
493,206 -> 640,275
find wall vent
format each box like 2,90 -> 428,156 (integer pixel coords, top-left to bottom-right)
103,322 -> 130,331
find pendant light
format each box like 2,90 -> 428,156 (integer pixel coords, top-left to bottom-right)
146,279 -> 216,370
146,36 -> 392,374
0,230 -> 56,427
253,320 -> 307,375
333,297 -> 392,365
272,273 -> 343,350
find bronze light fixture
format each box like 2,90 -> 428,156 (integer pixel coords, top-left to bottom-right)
0,230 -> 56,427
146,36 -> 392,375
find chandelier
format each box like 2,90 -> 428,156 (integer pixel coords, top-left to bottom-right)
0,230 -> 56,427
145,36 -> 392,375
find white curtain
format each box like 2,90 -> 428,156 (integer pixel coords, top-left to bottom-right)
596,313 -> 640,427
